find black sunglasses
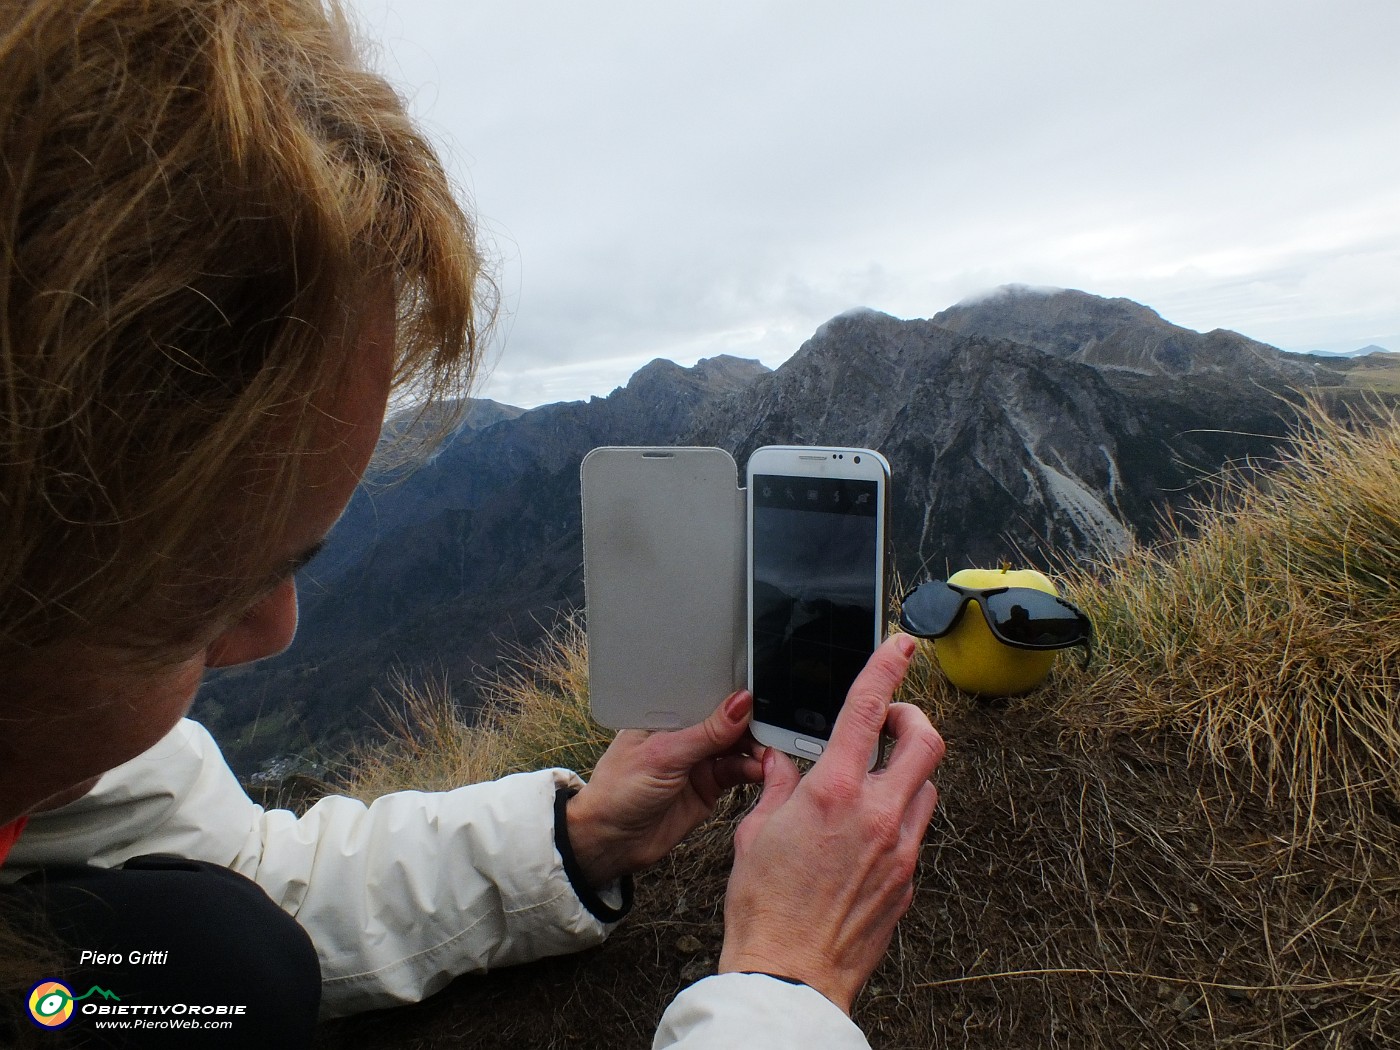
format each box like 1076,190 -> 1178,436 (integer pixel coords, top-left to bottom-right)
899,580 -> 1093,661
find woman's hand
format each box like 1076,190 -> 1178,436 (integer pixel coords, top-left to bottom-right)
565,689 -> 764,888
717,634 -> 945,1013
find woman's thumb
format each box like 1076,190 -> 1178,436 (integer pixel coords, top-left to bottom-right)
751,747 -> 800,817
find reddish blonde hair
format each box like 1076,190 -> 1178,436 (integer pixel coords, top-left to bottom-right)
0,0 -> 489,660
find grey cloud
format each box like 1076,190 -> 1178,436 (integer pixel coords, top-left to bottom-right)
351,0 -> 1400,406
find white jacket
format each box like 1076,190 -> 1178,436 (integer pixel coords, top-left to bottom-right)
5,719 -> 867,1048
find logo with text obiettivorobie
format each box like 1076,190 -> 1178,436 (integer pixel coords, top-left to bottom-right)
27,980 -> 119,1030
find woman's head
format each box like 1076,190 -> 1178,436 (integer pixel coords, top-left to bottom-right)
0,0 -> 488,665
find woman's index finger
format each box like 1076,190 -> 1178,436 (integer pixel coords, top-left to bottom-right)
821,635 -> 916,773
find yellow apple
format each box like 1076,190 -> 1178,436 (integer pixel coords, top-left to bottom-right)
933,566 -> 1058,696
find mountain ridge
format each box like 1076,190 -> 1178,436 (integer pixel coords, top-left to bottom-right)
932,286 -> 1323,379
197,286 -> 1365,773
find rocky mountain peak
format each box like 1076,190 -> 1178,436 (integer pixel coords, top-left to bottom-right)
945,284 -> 1165,325
621,354 -> 769,401
689,354 -> 771,387
930,285 -> 1322,382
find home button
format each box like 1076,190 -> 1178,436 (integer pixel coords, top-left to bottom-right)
792,738 -> 825,757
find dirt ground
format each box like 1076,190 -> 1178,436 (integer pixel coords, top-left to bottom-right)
316,701 -> 1400,1050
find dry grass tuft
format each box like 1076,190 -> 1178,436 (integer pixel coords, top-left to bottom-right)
1042,396 -> 1400,824
342,616 -> 612,803
320,399 -> 1400,1050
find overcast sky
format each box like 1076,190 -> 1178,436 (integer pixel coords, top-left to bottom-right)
346,0 -> 1400,408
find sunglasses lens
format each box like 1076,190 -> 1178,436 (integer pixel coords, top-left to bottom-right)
899,582 -> 969,638
982,589 -> 1087,647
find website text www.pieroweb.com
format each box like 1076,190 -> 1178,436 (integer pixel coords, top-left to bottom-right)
27,955 -> 250,1036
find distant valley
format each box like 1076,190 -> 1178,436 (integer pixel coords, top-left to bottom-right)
196,286 -> 1395,774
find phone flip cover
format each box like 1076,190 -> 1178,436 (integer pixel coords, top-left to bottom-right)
581,447 -> 746,730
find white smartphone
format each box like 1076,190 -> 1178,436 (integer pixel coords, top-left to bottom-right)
746,445 -> 890,761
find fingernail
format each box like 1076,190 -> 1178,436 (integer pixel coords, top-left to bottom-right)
723,690 -> 751,722
896,634 -> 917,659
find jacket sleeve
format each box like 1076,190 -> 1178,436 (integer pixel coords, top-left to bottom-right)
654,974 -> 870,1049
4,719 -> 616,1017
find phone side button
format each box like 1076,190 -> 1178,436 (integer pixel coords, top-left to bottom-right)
792,738 -> 825,757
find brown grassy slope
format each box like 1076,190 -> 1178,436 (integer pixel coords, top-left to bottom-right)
319,402 -> 1400,1050
1328,353 -> 1400,398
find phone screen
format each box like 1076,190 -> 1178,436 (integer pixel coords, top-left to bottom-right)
750,473 -> 880,739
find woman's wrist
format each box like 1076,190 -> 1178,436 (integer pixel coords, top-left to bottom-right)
562,786 -> 624,887
719,945 -> 855,1014
554,787 -> 632,922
